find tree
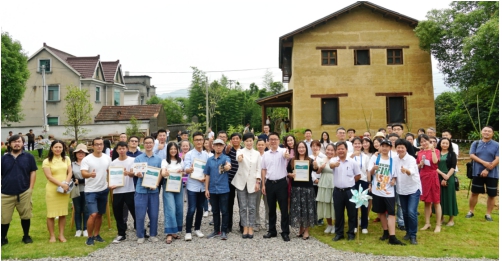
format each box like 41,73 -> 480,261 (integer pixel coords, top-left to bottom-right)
63,86 -> 93,140
126,116 -> 142,137
270,81 -> 284,94
1,32 -> 30,123
147,96 -> 185,124
187,67 -> 207,123
262,69 -> 274,91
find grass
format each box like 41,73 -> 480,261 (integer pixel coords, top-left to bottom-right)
1,160 -> 117,260
310,157 -> 499,259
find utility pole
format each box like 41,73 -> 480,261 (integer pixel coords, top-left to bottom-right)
42,65 -> 48,132
205,76 -> 209,132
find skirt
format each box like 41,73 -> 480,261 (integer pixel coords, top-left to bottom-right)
290,186 -> 318,228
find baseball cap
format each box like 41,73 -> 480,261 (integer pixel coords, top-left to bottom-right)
213,139 -> 225,145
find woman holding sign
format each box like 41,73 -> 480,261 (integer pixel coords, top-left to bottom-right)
232,133 -> 262,239
161,142 -> 184,244
287,141 -> 317,240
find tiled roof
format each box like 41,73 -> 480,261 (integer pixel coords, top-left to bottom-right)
43,43 -> 75,61
95,105 -> 163,121
101,60 -> 120,83
66,56 -> 100,78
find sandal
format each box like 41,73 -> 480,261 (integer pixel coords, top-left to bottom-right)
297,229 -> 305,237
172,234 -> 180,240
166,235 -> 173,244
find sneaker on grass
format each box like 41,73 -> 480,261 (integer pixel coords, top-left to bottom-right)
22,235 -> 33,244
75,230 -> 82,237
86,237 -> 94,246
94,235 -> 105,242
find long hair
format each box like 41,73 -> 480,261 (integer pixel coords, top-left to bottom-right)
320,131 -> 331,143
283,134 -> 297,150
48,140 -> 67,162
436,137 -> 453,153
362,137 -> 376,154
102,139 -> 111,153
290,141 -> 312,169
166,142 -> 182,164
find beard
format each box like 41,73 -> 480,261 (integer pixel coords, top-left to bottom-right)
10,147 -> 22,153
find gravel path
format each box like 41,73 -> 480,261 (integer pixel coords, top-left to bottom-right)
8,192 -> 494,261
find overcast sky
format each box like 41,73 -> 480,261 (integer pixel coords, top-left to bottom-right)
1,0 -> 452,96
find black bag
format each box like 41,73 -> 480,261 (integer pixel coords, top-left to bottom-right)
454,175 -> 460,191
466,161 -> 473,179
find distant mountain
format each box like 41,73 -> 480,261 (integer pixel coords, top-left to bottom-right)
158,89 -> 189,99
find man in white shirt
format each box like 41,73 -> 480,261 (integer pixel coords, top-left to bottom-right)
329,142 -> 361,241
81,137 -> 111,246
110,142 -> 136,243
207,127 -> 215,139
303,129 -> 313,156
334,127 -> 353,154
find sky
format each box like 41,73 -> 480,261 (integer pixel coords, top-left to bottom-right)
1,0 -> 452,96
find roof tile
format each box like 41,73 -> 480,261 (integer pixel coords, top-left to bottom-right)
101,60 -> 120,83
95,105 -> 163,121
66,56 -> 100,78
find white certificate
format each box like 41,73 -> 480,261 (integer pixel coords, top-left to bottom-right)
190,159 -> 206,181
166,172 -> 182,192
142,166 -> 160,189
109,167 -> 124,187
294,160 -> 310,182
134,162 -> 147,176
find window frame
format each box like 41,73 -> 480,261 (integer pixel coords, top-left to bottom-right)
321,50 -> 338,66
38,58 -> 52,72
387,49 -> 403,65
47,85 -> 60,102
386,96 -> 407,124
321,98 -> 340,125
354,49 -> 370,65
95,86 -> 101,102
114,89 -> 120,106
47,117 -> 59,126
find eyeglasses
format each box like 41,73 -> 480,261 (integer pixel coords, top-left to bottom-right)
269,138 -> 279,141
144,142 -> 154,145
129,140 -> 138,143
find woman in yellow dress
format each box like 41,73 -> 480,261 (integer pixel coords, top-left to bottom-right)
42,140 -> 72,242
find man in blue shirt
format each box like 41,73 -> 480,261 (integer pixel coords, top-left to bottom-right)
1,135 -> 37,246
134,136 -> 162,244
466,126 -> 499,221
205,139 -> 231,240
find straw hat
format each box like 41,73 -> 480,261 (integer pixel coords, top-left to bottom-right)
374,132 -> 385,139
73,143 -> 89,154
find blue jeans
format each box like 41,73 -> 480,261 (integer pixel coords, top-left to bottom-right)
203,198 -> 209,212
72,192 -> 89,230
395,187 -> 404,227
210,193 -> 229,233
185,190 -> 205,233
135,192 -> 159,238
163,190 -> 184,234
399,189 -> 420,238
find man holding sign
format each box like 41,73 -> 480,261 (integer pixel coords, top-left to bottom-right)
183,132 -> 210,241
81,137 -> 111,246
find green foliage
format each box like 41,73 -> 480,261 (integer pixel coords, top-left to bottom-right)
147,96 -> 185,124
63,86 -> 93,140
1,32 -> 30,123
187,67 -> 207,123
281,128 -> 307,143
126,116 -> 142,138
226,124 -> 245,136
186,122 -> 203,142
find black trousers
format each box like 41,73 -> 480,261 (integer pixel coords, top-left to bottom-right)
333,188 -> 357,237
28,141 -> 34,151
227,183 -> 242,232
112,192 -> 136,236
266,178 -> 289,235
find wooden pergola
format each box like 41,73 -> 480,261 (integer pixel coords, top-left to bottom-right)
255,89 -> 293,128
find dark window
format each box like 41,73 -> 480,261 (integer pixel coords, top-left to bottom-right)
354,50 -> 370,65
321,50 -> 337,66
321,98 -> 340,125
39,59 -> 51,72
387,49 -> 403,65
147,88 -> 150,97
48,85 -> 59,101
114,89 -> 120,106
387,97 -> 407,123
140,96 -> 144,105
96,87 -> 101,102
47,117 -> 58,126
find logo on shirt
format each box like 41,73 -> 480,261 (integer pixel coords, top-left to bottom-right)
375,163 -> 391,195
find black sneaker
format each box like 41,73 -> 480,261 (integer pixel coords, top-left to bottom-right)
485,215 -> 493,221
389,236 -> 406,245
94,235 -> 105,242
86,237 -> 95,246
403,234 -> 410,241
379,232 -> 389,241
398,225 -> 406,231
1,238 -> 8,246
465,212 -> 474,218
22,236 -> 33,244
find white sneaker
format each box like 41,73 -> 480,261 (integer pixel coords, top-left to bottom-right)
203,211 -> 209,217
185,233 -> 192,241
75,230 -> 82,237
354,228 -> 358,233
331,226 -> 336,234
195,230 -> 204,238
137,238 -> 145,244
149,236 -> 159,243
83,230 -> 88,237
113,235 -> 125,243
362,229 -> 368,234
208,205 -> 212,212
324,225 -> 333,233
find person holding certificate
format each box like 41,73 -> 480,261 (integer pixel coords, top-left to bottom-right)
161,142 -> 184,244
110,142 -> 137,244
133,136 -> 163,244
183,132 -> 210,241
232,133 -> 262,239
330,142 -> 361,242
287,141 -> 317,240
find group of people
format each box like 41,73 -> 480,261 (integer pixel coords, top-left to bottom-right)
0,124 -> 498,247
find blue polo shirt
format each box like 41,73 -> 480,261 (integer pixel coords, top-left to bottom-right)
1,152 -> 38,195
204,154 -> 231,194
134,153 -> 162,193
470,139 -> 499,178
127,150 -> 143,158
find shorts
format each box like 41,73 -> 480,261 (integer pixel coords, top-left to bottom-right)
471,177 -> 499,197
85,188 -> 109,215
371,195 -> 395,215
1,189 -> 33,224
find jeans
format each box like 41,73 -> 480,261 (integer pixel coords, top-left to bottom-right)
185,190 -> 205,233
203,198 -> 208,212
237,189 -> 258,227
72,192 -> 89,231
112,192 -> 136,237
37,149 -> 43,158
163,190 -> 184,234
135,192 -> 159,238
395,187 -> 405,227
210,193 -> 229,233
399,189 -> 420,238
354,180 -> 369,229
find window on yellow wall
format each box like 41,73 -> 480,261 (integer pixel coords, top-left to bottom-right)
321,98 -> 340,125
387,49 -> 403,65
354,50 -> 370,65
387,96 -> 407,123
321,50 -> 337,65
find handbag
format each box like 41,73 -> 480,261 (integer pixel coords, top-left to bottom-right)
454,175 -> 459,191
466,140 -> 480,179
70,185 -> 80,198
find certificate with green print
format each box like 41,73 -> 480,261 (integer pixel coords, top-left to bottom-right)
109,167 -> 124,187
294,160 -> 310,182
166,172 -> 182,192
190,159 -> 206,181
142,166 -> 160,189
